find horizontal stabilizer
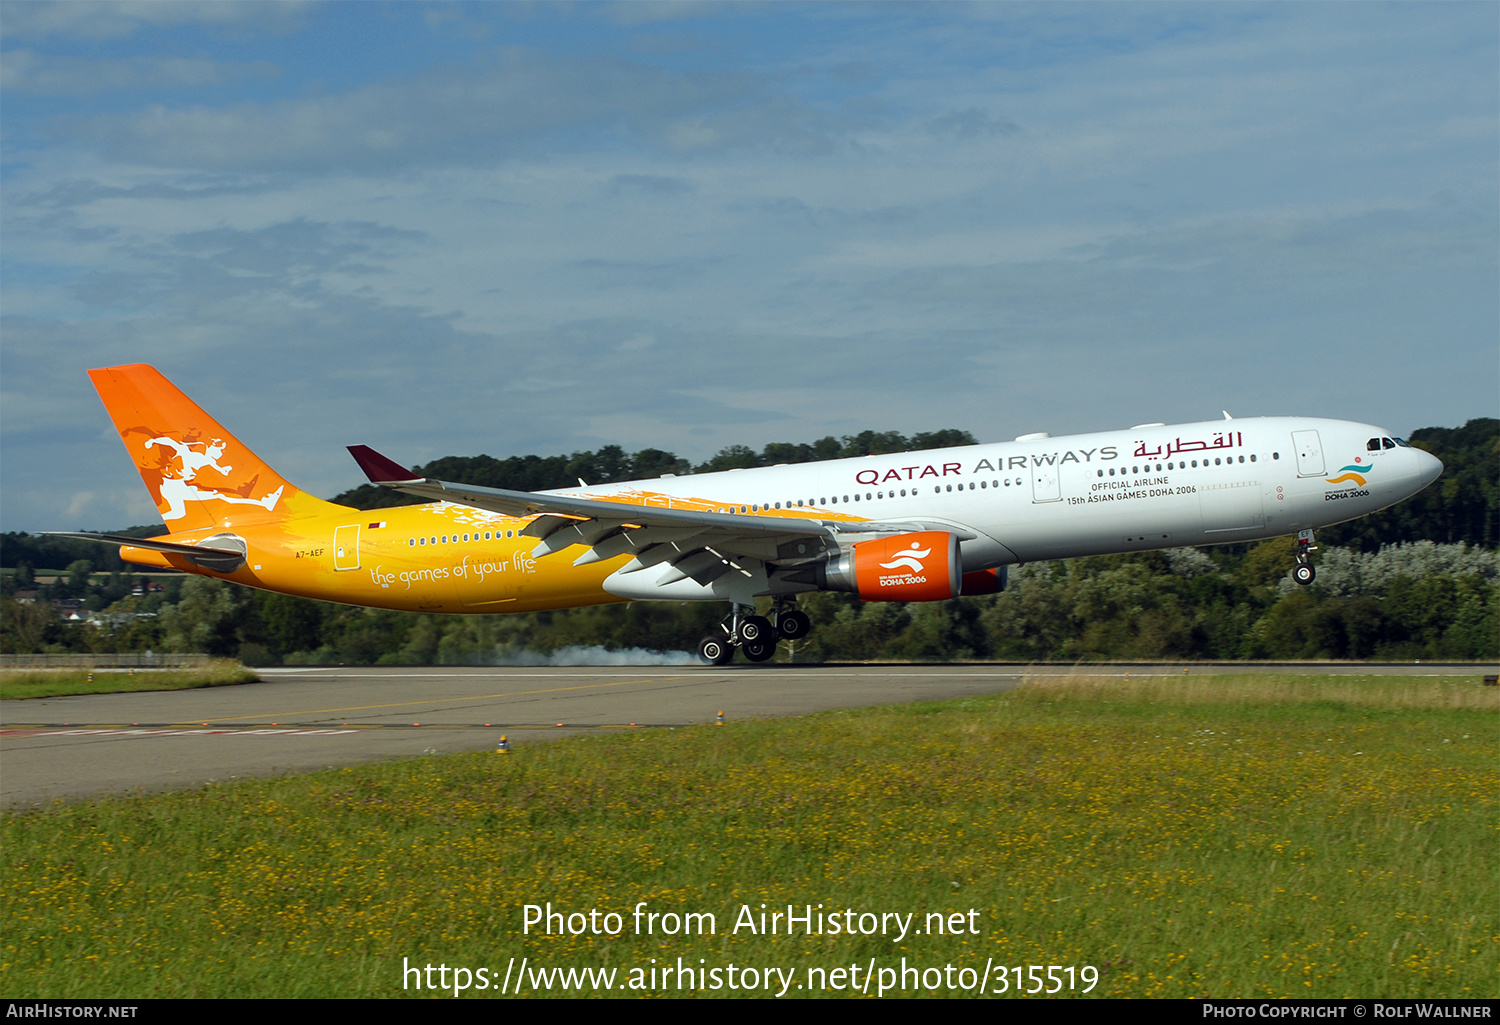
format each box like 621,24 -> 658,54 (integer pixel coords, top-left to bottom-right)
42,531 -> 247,573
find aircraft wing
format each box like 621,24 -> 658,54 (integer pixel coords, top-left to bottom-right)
347,445 -> 936,586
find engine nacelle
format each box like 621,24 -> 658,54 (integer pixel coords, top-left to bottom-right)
960,566 -> 1007,595
825,530 -> 961,602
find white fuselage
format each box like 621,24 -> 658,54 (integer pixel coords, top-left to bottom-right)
568,417 -> 1440,593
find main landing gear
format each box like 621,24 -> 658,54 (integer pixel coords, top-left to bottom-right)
697,599 -> 813,665
1292,528 -> 1317,585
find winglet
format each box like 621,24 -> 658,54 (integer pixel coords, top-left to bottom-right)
347,445 -> 422,483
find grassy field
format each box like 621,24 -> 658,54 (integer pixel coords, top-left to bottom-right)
0,660 -> 258,700
2,673 -> 1494,998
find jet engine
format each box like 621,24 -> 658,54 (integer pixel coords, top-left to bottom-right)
821,530 -> 961,602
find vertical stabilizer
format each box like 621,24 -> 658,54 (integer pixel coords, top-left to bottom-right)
89,364 -> 306,533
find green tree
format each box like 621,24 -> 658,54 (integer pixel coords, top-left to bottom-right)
64,559 -> 94,598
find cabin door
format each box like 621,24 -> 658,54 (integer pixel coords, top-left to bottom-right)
334,524 -> 361,571
1290,430 -> 1325,477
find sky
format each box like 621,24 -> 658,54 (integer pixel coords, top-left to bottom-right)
2,1 -> 1496,532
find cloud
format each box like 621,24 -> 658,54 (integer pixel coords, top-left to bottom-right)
1,4 -> 1494,533
0,51 -> 279,96
0,1 -> 309,41
167,218 -> 425,277
611,173 -> 695,196
64,48 -> 844,173
924,108 -> 1020,140
568,256 -> 721,291
16,175 -> 280,210
602,1 -> 743,28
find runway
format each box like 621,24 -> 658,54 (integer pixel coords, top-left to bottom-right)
1,661 -> 1490,808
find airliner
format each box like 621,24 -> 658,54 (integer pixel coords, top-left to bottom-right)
51,365 -> 1443,664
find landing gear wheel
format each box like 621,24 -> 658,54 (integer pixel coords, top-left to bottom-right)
1291,529 -> 1317,586
741,638 -> 776,662
776,610 -> 812,640
698,636 -> 735,665
739,615 -> 774,643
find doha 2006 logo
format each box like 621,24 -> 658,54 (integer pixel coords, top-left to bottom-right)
1326,457 -> 1375,488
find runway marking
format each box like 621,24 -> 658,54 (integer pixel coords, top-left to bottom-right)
206,669 -> 1043,724
258,670 -> 693,677
1,727 -> 362,738
204,675 -> 696,722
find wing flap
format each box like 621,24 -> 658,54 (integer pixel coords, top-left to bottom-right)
573,525 -> 705,566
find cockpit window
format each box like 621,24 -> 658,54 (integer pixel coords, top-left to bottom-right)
1393,437 -> 1410,447
1366,438 -> 1381,451
1382,437 -> 1397,450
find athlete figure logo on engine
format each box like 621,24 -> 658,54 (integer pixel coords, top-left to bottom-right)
879,542 -> 931,574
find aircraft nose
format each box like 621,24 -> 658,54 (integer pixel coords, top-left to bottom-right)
1414,448 -> 1443,488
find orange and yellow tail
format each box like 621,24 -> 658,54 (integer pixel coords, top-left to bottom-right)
89,364 -> 313,533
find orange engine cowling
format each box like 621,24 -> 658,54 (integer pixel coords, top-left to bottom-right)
836,530 -> 961,602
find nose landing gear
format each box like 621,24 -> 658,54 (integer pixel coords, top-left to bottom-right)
1292,529 -> 1317,585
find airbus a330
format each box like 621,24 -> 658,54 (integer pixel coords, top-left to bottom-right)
51,365 -> 1443,663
